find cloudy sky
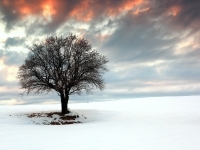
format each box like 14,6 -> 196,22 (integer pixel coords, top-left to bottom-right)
0,0 -> 200,105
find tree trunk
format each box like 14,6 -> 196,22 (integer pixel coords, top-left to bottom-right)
61,93 -> 69,114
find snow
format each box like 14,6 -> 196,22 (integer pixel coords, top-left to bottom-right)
1,96 -> 200,150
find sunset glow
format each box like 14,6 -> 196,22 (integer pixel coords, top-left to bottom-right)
3,0 -> 9,5
42,1 -> 56,19
69,3 -> 94,22
168,6 -> 181,16
107,0 -> 143,16
20,7 -> 31,15
120,0 -> 143,11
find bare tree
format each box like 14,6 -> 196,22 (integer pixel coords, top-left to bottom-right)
18,35 -> 108,114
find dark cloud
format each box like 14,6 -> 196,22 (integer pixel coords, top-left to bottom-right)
4,37 -> 25,48
151,0 -> 200,32
102,12 -> 178,63
0,2 -> 20,31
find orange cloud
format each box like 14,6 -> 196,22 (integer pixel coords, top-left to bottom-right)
41,0 -> 57,19
106,0 -> 144,16
69,1 -> 94,22
68,0 -> 144,22
133,7 -> 150,15
168,6 -> 181,17
1,0 -> 146,22
20,6 -> 31,15
3,0 -> 9,6
2,0 -> 57,18
119,0 -> 144,11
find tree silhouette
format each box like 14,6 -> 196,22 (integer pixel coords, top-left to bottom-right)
18,35 -> 108,114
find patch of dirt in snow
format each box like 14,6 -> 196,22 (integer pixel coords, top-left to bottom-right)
25,112 -> 87,125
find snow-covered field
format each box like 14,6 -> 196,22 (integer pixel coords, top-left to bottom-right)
1,96 -> 200,150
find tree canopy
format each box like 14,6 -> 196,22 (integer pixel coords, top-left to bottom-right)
18,34 -> 108,114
